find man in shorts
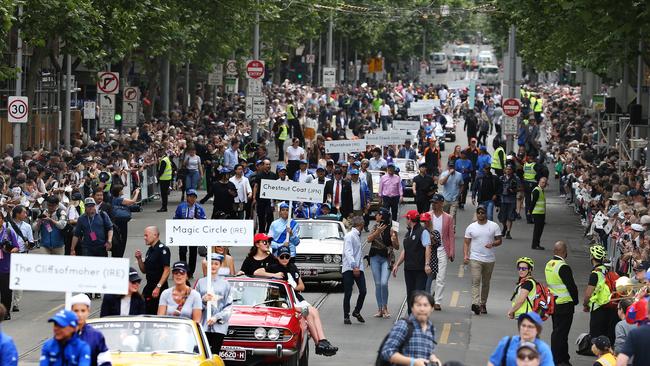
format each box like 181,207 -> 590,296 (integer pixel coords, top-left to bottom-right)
498,164 -> 519,239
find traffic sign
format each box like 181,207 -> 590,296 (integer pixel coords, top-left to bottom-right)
99,94 -> 115,129
260,179 -> 325,203
323,67 -> 336,88
122,101 -> 138,128
207,64 -> 224,86
246,59 -> 265,79
96,71 -> 120,94
83,101 -> 96,120
123,86 -> 139,102
324,139 -> 366,154
503,98 -> 521,117
10,254 -> 129,295
8,96 -> 28,123
247,78 -> 263,96
305,54 -> 315,64
225,60 -> 237,76
165,220 -> 254,247
503,116 -> 518,135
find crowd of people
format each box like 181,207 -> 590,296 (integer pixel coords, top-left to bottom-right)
0,76 -> 648,366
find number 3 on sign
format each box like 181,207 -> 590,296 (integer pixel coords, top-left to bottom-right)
168,237 -> 173,244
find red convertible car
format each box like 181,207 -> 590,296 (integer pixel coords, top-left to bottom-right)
220,277 -> 309,366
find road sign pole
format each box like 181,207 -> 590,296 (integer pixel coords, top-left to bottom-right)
251,0 -> 260,142
13,4 -> 23,156
64,54 -> 71,150
162,55 -> 170,117
326,12 -> 333,92
206,244 -> 212,321
506,25 -> 517,153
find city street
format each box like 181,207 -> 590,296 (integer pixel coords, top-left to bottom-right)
8,123 -> 599,366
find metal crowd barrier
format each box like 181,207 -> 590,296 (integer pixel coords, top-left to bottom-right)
139,165 -> 160,205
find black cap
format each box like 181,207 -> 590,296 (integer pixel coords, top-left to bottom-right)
172,261 -> 189,273
591,335 -> 611,350
447,160 -> 455,167
128,267 -> 142,282
476,205 -> 487,213
633,260 -> 650,272
46,195 -> 60,205
430,194 -> 445,203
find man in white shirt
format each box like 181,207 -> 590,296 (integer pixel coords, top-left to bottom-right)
379,100 -> 392,131
438,87 -> 449,104
10,205 -> 34,312
463,205 -> 502,316
368,148 -> 387,171
342,216 -> 367,324
228,164 -> 252,219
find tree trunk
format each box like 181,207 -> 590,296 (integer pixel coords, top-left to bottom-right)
169,63 -> 177,110
143,57 -> 160,121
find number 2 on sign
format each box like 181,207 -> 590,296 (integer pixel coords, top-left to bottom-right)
14,277 -> 20,287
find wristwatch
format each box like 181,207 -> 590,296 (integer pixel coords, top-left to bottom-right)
156,283 -> 162,288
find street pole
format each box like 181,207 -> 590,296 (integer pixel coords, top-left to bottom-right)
64,54 -> 71,149
317,34 -> 321,86
326,13 -> 333,93
252,0 -> 259,141
634,40 -> 642,161
13,4 -> 23,156
422,29 -> 426,61
185,62 -> 190,111
506,25 -> 516,153
161,56 -> 170,117
309,39 -> 313,85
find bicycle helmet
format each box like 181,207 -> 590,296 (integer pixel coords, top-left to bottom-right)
589,245 -> 607,260
516,257 -> 534,270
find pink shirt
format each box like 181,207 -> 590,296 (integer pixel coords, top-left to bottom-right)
379,173 -> 403,198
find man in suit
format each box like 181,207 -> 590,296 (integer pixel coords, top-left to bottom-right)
426,194 -> 455,311
324,168 -> 346,214
340,169 -> 370,229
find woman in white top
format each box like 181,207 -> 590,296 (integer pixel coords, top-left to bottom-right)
158,261 -> 202,322
183,146 -> 203,191
285,138 -> 305,180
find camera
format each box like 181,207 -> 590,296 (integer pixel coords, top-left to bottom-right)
2,239 -> 13,252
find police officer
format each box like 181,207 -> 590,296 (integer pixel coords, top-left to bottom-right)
522,155 -> 537,224
40,309 -> 91,366
530,177 -> 547,250
490,141 -> 506,177
157,149 -> 174,213
135,226 -> 170,315
545,241 -> 579,366
583,245 -> 616,343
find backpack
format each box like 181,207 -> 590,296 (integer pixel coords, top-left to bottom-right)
603,270 -> 620,309
375,318 -> 415,366
525,279 -> 555,321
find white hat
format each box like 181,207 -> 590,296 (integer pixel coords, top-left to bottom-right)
641,215 -> 650,225
70,293 -> 91,308
632,223 -> 645,232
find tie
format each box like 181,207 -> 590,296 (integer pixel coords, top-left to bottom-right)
334,181 -> 340,206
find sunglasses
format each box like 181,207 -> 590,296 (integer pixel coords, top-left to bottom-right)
279,254 -> 291,260
258,241 -> 269,245
172,270 -> 187,275
130,280 -> 142,284
517,353 -> 538,361
518,267 -> 530,271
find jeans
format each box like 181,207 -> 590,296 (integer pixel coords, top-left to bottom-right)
479,200 -> 494,221
342,270 -> 367,318
369,255 -> 390,309
185,170 -> 200,190
469,259 -> 495,306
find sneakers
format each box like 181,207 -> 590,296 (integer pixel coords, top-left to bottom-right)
156,208 -> 167,212
351,311 -> 365,323
480,304 -> 487,314
433,304 -> 442,311
506,232 -> 512,240
4,313 -> 10,321
11,306 -> 19,312
471,304 -> 481,315
315,339 -> 338,356
532,246 -> 545,250
344,318 -> 351,325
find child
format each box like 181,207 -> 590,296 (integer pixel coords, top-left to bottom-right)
591,335 -> 616,366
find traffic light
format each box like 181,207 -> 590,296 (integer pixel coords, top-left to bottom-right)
114,113 -> 122,122
297,73 -> 303,80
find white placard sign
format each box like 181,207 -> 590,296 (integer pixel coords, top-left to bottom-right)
365,132 -> 411,145
325,139 -> 367,154
207,64 -> 224,86
393,120 -> 421,130
503,116 -> 518,135
392,220 -> 400,233
260,179 -> 325,203
323,67 -> 336,88
10,254 -> 129,294
83,101 -> 96,119
165,220 -> 254,247
408,105 -> 432,116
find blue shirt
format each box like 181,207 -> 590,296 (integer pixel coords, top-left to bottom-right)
0,332 -> 18,366
439,170 -> 463,202
77,324 -> 111,366
268,218 -> 300,257
380,315 -> 436,362
173,202 -> 207,220
40,333 -> 91,366
454,158 -> 473,180
223,148 -> 238,169
73,212 -> 113,248
476,154 -> 492,177
488,336 -> 554,366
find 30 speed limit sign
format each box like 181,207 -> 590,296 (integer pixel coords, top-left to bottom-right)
8,96 -> 28,123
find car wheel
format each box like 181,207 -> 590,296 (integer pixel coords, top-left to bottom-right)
299,340 -> 309,366
281,352 -> 300,366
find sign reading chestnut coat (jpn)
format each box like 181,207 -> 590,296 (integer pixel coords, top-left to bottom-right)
393,120 -> 421,130
325,139 -> 366,154
165,220 -> 254,247
260,179 -> 325,203
365,132 -> 411,145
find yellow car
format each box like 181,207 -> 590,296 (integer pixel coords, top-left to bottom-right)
87,315 -> 224,366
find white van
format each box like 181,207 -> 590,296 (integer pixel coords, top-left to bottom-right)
477,54 -> 493,65
479,65 -> 500,85
429,52 -> 448,73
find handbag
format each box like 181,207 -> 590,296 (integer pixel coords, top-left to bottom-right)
112,198 -> 132,221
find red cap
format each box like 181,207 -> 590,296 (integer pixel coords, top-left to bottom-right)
420,212 -> 432,222
253,233 -> 271,243
403,210 -> 420,221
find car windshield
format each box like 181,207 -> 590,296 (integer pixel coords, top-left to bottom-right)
481,67 -> 499,74
456,46 -> 471,54
90,321 -> 200,354
229,280 -> 291,308
393,159 -> 416,173
452,55 -> 465,61
431,54 -> 445,61
299,221 -> 344,240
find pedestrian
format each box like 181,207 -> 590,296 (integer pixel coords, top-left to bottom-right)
100,267 -> 146,316
71,198 -> 114,278
530,177 -> 547,250
183,146 -> 203,191
583,245 -> 617,343
438,160 -> 464,225
515,342 -> 541,366
613,298 -> 634,356
367,208 -> 399,318
156,149 -> 174,213
392,210 -> 430,313
325,168 -> 346,214
194,253 -> 233,355
201,168 -> 237,219
454,151 -> 473,210
201,246 -> 236,276
0,214 -> 19,320
238,233 -> 276,275
135,226 -> 170,315
109,184 -> 139,258
464,205 -> 502,315
544,241 -> 579,366
252,159 -> 277,233
70,294 -> 111,366
421,212 -> 442,296
228,164 -> 252,219
174,189 -> 206,278
499,165 -> 519,239
379,164 -> 403,220
33,195 -> 68,255
0,304 -> 18,365
412,163 -> 437,213
268,202 -> 301,260
157,261 -> 202,322
616,308 -> 650,366
591,336 -> 616,366
471,165 -> 499,221
508,257 -> 537,319
464,109 -> 478,142
379,291 -> 442,366
491,141 -> 507,177
285,138 -> 305,180
222,139 -> 239,170
40,309 -> 91,366
342,216 -> 367,325
522,155 -> 538,224
487,312 -> 554,366
427,194 -> 455,311
340,168 -> 371,228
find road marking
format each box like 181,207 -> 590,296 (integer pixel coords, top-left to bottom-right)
458,264 -> 464,278
450,291 -> 460,307
439,323 -> 451,344
34,303 -> 64,321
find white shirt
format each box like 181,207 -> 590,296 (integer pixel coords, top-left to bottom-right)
120,296 -> 131,316
342,228 -> 364,272
296,170 -> 310,183
15,220 -> 34,252
331,179 -> 343,206
432,212 -> 444,247
351,181 -> 361,210
286,146 -> 305,161
380,104 -> 391,117
229,175 -> 251,203
464,220 -> 501,263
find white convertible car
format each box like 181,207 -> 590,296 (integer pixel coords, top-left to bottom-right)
294,219 -> 347,282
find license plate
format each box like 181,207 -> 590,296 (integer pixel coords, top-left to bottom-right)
299,268 -> 318,276
219,349 -> 246,361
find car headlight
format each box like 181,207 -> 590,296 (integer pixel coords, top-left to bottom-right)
323,254 -> 332,263
332,255 -> 342,264
267,328 -> 280,341
254,327 -> 267,340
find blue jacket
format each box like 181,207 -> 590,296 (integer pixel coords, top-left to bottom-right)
454,158 -> 473,180
0,332 -> 18,366
40,334 -> 91,366
476,154 -> 492,178
268,218 -> 300,257
397,147 -> 417,160
77,324 -> 111,366
173,202 -> 207,220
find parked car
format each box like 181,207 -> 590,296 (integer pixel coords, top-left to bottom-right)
393,158 -> 417,197
88,315 -> 225,366
479,64 -> 500,86
429,52 -> 448,73
293,219 -> 347,282
221,277 -> 309,366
